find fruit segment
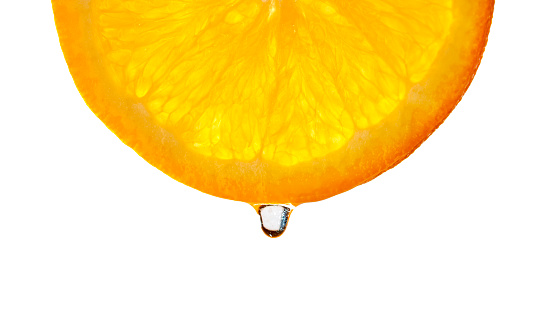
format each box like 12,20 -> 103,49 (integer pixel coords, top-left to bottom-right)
93,0 -> 452,165
53,0 -> 493,204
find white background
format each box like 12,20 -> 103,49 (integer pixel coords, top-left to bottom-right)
1,1 -> 550,313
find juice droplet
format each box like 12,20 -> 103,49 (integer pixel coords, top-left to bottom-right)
258,204 -> 293,238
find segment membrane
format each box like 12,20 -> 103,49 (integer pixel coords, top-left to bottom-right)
94,0 -> 452,165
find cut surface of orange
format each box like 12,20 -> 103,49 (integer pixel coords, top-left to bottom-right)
52,0 -> 494,205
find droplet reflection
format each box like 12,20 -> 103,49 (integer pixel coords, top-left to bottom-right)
258,204 -> 293,238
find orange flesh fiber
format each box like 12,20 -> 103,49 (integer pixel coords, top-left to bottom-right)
52,0 -> 494,205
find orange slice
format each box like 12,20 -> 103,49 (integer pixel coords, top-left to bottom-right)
52,0 -> 494,205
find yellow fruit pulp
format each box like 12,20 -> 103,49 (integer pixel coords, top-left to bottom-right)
52,0 -> 493,204
93,0 -> 452,166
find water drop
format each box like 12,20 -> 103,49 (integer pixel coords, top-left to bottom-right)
257,204 -> 293,238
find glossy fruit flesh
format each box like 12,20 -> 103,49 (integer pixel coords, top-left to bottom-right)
52,0 -> 494,205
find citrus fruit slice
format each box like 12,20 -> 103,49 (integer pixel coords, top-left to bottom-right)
52,0 -> 494,205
